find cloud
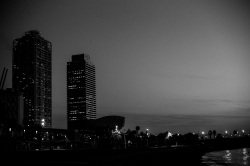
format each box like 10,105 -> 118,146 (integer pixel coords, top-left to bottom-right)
193,97 -> 250,106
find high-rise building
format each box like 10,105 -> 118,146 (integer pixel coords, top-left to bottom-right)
67,54 -> 96,130
13,30 -> 52,128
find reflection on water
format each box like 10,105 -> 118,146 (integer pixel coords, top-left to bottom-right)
243,148 -> 249,165
223,150 -> 231,163
202,148 -> 250,166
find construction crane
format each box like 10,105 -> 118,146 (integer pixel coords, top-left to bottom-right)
0,67 -> 8,90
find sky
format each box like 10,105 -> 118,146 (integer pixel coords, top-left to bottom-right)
1,0 -> 250,134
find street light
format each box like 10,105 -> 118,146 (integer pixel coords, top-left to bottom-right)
9,128 -> 12,138
123,130 -> 127,149
225,131 -> 228,137
146,129 -> 149,147
201,131 -> 205,140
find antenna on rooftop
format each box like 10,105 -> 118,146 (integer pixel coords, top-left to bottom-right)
0,67 -> 8,90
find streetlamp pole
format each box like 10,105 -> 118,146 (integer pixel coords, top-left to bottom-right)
124,133 -> 126,149
146,129 -> 149,147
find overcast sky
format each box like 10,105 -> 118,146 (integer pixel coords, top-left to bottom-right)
1,0 -> 250,134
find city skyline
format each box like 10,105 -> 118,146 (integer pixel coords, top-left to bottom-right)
1,0 -> 250,134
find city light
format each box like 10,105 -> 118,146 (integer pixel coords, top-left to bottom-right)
168,132 -> 173,138
225,131 -> 228,134
146,129 -> 149,136
41,118 -> 45,127
201,131 -> 205,135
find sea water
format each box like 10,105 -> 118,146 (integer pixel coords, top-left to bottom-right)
201,148 -> 250,166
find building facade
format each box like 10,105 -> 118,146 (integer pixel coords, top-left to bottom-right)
67,54 -> 96,130
13,30 -> 52,128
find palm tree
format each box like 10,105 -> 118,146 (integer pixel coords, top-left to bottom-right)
135,126 -> 140,135
135,126 -> 140,148
208,130 -> 212,139
233,130 -> 238,137
212,130 -> 217,139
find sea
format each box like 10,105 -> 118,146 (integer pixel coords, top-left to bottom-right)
201,148 -> 250,166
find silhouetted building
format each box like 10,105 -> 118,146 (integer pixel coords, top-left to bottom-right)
67,54 -> 96,130
13,30 -> 52,128
0,88 -> 24,131
96,115 -> 125,131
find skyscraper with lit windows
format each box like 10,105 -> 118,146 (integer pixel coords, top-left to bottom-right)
67,54 -> 96,130
13,30 -> 52,128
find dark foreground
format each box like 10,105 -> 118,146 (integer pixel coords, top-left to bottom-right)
2,146 -> 203,166
2,137 -> 250,166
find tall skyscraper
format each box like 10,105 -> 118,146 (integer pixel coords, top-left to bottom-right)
67,54 -> 96,130
13,30 -> 52,128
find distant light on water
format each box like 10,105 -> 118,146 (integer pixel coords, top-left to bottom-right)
223,150 -> 231,163
243,148 -> 249,165
202,148 -> 250,165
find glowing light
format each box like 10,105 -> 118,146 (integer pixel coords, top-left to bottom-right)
225,131 -> 228,134
201,131 -> 205,135
166,132 -> 172,139
224,150 -> 232,162
146,129 -> 150,137
41,118 -> 45,127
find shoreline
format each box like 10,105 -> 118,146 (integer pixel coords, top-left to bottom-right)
2,137 -> 250,166
2,146 -> 249,166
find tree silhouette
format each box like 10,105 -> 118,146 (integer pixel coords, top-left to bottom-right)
157,132 -> 165,147
208,130 -> 212,139
233,130 -> 238,137
135,126 -> 140,148
135,126 -> 140,135
212,130 -> 217,139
